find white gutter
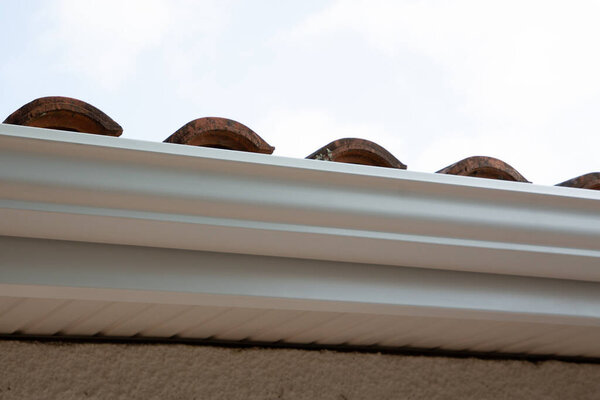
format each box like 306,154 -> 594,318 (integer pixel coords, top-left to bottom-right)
1,123 -> 599,282
2,123 -> 600,357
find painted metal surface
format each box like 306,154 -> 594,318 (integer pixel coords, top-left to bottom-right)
1,123 -> 599,281
1,236 -> 600,356
1,123 -> 600,356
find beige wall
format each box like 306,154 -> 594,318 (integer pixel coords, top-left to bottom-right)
1,340 -> 599,399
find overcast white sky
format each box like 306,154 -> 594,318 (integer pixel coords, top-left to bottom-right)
1,0 -> 599,184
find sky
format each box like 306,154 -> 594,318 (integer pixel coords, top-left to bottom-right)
1,0 -> 599,185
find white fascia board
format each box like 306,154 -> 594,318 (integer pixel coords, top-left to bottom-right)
1,123 -> 600,282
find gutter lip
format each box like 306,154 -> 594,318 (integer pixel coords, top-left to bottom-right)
2,123 -> 599,200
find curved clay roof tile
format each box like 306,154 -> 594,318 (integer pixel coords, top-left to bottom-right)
556,173 -> 600,190
164,117 -> 274,154
306,138 -> 407,169
437,156 -> 529,182
3,96 -> 122,136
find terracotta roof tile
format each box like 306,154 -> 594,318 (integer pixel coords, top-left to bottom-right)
3,97 -> 600,191
3,96 -> 122,136
437,156 -> 529,182
557,173 -> 600,190
164,117 -> 274,154
306,138 -> 407,169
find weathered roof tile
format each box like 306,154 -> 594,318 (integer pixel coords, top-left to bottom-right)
557,173 -> 600,190
307,138 -> 407,169
4,96 -> 122,136
437,156 -> 529,182
164,117 -> 274,154
4,98 -> 600,191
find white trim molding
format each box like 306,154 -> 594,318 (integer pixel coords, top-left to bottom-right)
1,123 -> 600,357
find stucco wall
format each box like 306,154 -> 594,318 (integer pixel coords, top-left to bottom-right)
1,340 -> 599,399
